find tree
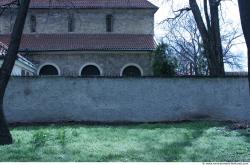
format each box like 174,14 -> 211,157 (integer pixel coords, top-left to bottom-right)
238,0 -> 250,90
164,15 -> 207,75
164,0 -> 225,75
188,0 -> 225,76
153,42 -> 177,76
0,0 -> 31,145
164,13 -> 242,76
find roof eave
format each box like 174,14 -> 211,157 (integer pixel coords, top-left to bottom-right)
3,6 -> 159,10
20,49 -> 156,52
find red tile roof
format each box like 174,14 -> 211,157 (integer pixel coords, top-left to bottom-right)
0,0 -> 158,9
0,34 -> 156,51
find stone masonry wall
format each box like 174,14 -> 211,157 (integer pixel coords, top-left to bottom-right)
0,9 -> 156,34
4,77 -> 250,123
27,51 -> 154,76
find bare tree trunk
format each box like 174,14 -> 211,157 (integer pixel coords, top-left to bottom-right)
0,99 -> 12,145
189,0 -> 225,76
209,0 -> 225,75
238,0 -> 250,91
0,0 -> 30,145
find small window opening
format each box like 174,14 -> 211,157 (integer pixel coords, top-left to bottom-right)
68,13 -> 75,32
21,70 -> 26,76
39,65 -> 59,76
81,65 -> 101,77
30,15 -> 36,33
122,66 -> 142,77
106,15 -> 113,32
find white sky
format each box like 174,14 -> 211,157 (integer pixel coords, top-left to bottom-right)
148,0 -> 248,71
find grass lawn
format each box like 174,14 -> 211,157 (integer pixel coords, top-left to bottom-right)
0,121 -> 250,162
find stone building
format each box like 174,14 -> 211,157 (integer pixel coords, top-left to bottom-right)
0,0 -> 158,76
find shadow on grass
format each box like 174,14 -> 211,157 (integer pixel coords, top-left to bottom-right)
157,128 -> 205,162
100,125 -> 210,162
10,120 -> 227,130
0,144 -> 39,161
238,128 -> 250,144
3,121 -> 230,162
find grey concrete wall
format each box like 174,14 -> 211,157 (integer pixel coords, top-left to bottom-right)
4,77 -> 250,123
28,51 -> 154,76
0,9 -> 155,34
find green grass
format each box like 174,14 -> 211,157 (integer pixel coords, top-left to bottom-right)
0,121 -> 250,162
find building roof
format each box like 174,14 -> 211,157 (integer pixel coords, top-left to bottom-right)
0,0 -> 158,9
0,34 -> 157,52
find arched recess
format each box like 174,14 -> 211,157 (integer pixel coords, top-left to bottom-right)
120,63 -> 143,77
79,63 -> 102,77
38,63 -> 60,76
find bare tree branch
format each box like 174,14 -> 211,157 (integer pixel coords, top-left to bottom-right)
0,0 -> 19,16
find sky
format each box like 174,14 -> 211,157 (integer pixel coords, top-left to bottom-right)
148,0 -> 248,72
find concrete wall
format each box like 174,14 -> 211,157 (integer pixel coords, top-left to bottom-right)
28,51 -> 154,76
4,77 -> 250,123
0,9 -> 155,34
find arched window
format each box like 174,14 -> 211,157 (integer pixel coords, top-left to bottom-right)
121,65 -> 142,77
30,15 -> 36,33
81,65 -> 101,77
39,65 -> 59,76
